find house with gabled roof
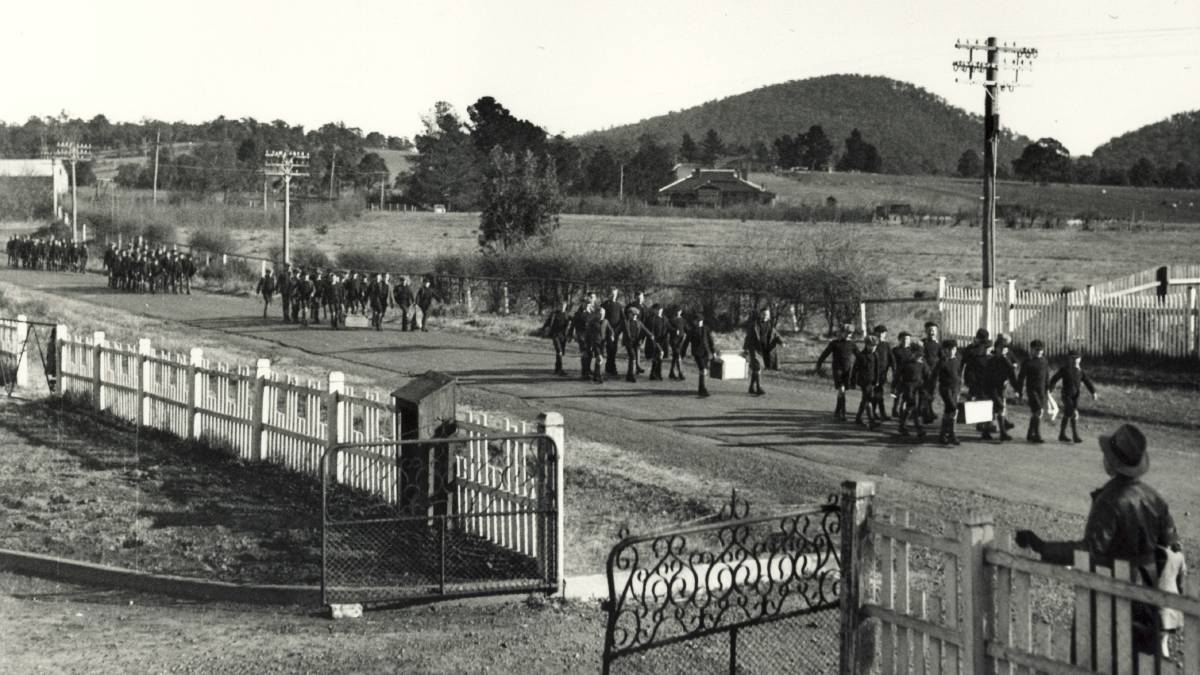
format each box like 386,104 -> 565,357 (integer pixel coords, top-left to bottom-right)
656,168 -> 774,208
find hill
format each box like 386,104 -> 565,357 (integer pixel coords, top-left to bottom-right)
578,74 -> 1032,175
1091,110 -> 1200,170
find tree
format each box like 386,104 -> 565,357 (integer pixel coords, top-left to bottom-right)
546,135 -> 583,194
478,148 -> 563,251
1127,157 -> 1158,187
679,133 -> 697,162
1011,138 -> 1073,183
800,125 -> 833,171
364,131 -> 386,147
113,163 -> 144,188
354,152 -> 389,189
1072,156 -> 1101,185
956,149 -> 982,178
836,128 -> 881,173
699,129 -> 724,166
386,136 -> 413,151
624,135 -> 675,201
773,134 -> 800,169
750,140 -> 771,166
406,102 -> 486,209
1162,161 -> 1196,189
582,144 -> 620,196
467,96 -> 547,157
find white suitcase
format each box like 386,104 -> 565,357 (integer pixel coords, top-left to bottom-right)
710,353 -> 747,380
958,400 -> 993,424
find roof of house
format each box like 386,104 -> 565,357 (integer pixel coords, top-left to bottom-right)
658,169 -> 769,195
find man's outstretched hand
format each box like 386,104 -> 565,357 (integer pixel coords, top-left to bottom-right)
1015,529 -> 1044,553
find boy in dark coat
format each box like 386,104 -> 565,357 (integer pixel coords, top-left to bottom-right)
743,307 -> 784,396
936,339 -> 962,445
873,325 -> 894,421
600,288 -> 625,377
621,307 -> 658,383
415,278 -> 438,331
897,345 -> 931,437
255,269 -> 276,318
586,307 -> 615,384
540,300 -> 573,376
1016,339 -> 1051,443
891,331 -> 913,418
815,324 -> 859,421
1048,348 -> 1098,443
667,307 -> 689,381
685,315 -> 717,397
643,304 -> 670,381
983,335 -> 1018,441
571,301 -> 594,380
851,336 -> 884,429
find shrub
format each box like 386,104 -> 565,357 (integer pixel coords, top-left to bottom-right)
189,228 -> 238,255
141,222 -> 177,247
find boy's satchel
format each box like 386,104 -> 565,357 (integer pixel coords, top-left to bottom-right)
958,400 -> 993,425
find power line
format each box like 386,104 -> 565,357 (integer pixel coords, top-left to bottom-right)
264,150 -> 309,266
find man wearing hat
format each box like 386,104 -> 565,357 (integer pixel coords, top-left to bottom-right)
1049,349 -> 1098,443
815,323 -> 859,421
743,307 -> 784,396
1015,423 -> 1180,657
919,322 -> 943,423
1016,339 -> 1051,443
643,304 -> 671,381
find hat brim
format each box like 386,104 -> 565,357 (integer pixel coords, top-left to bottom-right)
1100,434 -> 1149,478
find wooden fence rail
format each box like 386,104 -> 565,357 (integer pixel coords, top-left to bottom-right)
47,328 -> 557,578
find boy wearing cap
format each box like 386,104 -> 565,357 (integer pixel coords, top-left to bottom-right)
891,331 -> 913,418
643,304 -> 670,381
1016,339 -> 1051,443
684,314 -> 717,397
1015,424 -> 1180,657
897,345 -> 931,437
851,335 -> 884,429
1049,349 -> 1098,443
873,325 -> 895,421
540,300 -> 573,376
815,324 -> 860,421
586,306 -> 615,384
982,335 -> 1018,441
571,299 -> 595,381
667,307 -> 689,381
743,307 -> 784,396
621,307 -> 657,383
936,339 -> 962,445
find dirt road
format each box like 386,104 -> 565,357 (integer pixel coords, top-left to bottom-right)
1,267 -> 1196,551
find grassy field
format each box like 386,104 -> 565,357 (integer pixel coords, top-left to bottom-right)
172,208 -> 1200,297
750,171 -> 1200,223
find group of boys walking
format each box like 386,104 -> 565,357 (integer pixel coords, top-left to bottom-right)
100,243 -> 196,294
817,321 -> 1098,445
256,266 -> 439,330
6,235 -> 89,274
541,289 -> 786,399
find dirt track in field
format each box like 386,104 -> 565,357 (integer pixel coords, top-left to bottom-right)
2,267 -> 1196,551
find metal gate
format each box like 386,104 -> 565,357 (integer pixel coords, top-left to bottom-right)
321,432 -> 559,606
602,493 -> 843,674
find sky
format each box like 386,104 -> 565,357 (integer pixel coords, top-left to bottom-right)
1,0 -> 1198,155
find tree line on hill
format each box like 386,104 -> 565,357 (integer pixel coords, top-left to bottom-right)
0,113 -> 411,197
957,137 -> 1199,189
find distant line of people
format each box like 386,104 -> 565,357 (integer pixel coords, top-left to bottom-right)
101,243 -> 197,294
6,235 -> 88,273
815,321 -> 1099,446
256,265 -> 440,330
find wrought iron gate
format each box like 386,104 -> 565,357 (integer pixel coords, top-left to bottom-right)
601,494 -> 843,674
321,432 -> 559,606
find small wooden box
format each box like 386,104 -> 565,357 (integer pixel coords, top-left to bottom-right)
958,400 -> 993,424
710,353 -> 747,380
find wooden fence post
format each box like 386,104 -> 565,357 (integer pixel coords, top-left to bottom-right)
464,280 -> 473,315
91,331 -> 105,411
251,358 -> 271,462
959,511 -> 996,675
13,314 -> 29,388
937,276 -> 947,314
1006,279 -> 1016,337
137,338 -> 152,427
839,480 -> 877,675
326,371 -> 346,482
187,347 -> 203,439
501,282 -> 510,315
54,324 -> 68,394
537,411 -> 565,595
1186,286 -> 1197,359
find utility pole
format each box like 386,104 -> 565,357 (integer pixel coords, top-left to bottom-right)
264,150 -> 309,265
50,141 -> 93,243
379,171 -> 386,211
328,148 -> 337,200
152,130 -> 161,206
618,163 -> 625,201
954,37 -> 1037,334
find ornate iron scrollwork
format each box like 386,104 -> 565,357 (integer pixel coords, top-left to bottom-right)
604,493 -> 842,657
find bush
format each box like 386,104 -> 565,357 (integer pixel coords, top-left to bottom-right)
189,228 -> 238,255
335,248 -> 428,276
141,222 -> 177,247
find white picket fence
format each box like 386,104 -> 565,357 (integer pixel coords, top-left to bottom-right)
52,327 -> 558,564
939,266 -> 1200,358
